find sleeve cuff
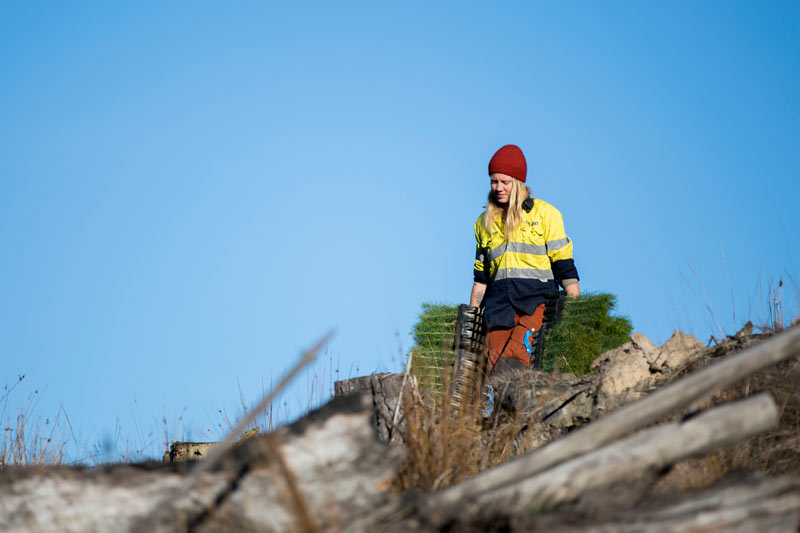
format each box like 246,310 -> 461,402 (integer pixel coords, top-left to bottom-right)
551,258 -> 579,283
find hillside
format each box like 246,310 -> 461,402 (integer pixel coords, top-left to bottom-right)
2,321 -> 800,531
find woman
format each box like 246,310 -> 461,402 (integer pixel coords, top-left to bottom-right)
470,144 -> 580,376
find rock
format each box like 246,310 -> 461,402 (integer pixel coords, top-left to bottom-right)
631,332 -> 659,353
735,321 -> 754,339
492,330 -> 708,431
495,371 -> 593,426
649,330 -> 704,373
239,426 -> 260,442
592,334 -> 655,412
486,370 -> 595,452
164,442 -> 220,463
163,427 -> 261,463
593,331 -> 704,414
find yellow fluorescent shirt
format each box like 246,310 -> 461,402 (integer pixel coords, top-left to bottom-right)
474,198 -> 574,282
472,198 -> 579,329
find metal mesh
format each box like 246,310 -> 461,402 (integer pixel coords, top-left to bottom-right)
531,291 -> 567,369
448,292 -> 566,411
409,293 -> 565,408
449,305 -> 488,411
409,305 -> 460,391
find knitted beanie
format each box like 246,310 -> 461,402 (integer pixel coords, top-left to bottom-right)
488,144 -> 527,182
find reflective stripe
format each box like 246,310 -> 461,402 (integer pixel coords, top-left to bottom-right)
508,241 -> 547,255
488,241 -> 547,262
475,249 -> 486,262
493,268 -> 554,281
546,237 -> 570,253
487,243 -> 507,262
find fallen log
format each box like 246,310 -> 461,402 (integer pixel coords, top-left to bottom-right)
425,393 -> 779,522
0,394 -> 404,533
194,394 -> 405,533
582,473 -> 800,533
428,324 -> 800,510
444,472 -> 800,533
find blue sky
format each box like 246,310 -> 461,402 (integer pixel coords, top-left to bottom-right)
2,1 -> 798,461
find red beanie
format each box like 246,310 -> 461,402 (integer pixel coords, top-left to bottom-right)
488,144 -> 527,182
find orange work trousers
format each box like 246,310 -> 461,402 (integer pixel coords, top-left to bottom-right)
486,304 -> 545,370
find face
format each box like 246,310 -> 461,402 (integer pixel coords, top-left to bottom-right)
490,173 -> 515,205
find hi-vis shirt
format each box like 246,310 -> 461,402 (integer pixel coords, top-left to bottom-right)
473,197 -> 579,329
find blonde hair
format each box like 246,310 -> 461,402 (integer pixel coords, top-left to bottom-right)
482,179 -> 531,237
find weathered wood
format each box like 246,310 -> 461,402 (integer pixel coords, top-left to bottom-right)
144,393 -> 404,532
583,474 -> 800,532
0,394 -> 404,533
334,374 -> 375,396
413,473 -> 800,533
390,351 -> 414,443
429,324 -> 800,509
335,372 -> 405,441
426,393 -> 779,520
0,465 -> 188,533
199,395 -> 404,532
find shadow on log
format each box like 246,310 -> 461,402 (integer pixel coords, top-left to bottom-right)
0,394 -> 404,533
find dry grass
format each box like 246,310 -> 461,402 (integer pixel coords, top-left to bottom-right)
1,343 -> 344,468
652,351 -> 800,495
394,369 -> 546,493
651,277 -> 800,493
397,321 -> 800,501
718,358 -> 800,476
394,387 -> 487,492
1,376 -> 68,466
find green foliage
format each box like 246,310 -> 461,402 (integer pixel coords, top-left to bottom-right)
541,292 -> 633,375
407,293 -> 632,385
409,303 -> 459,390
